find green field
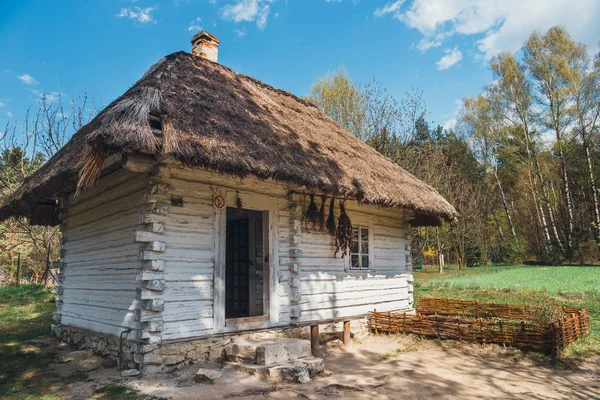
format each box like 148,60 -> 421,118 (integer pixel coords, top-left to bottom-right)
414,265 -> 600,358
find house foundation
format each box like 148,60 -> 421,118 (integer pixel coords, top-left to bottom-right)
51,319 -> 369,373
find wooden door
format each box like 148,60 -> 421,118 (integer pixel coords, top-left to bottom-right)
225,219 -> 250,318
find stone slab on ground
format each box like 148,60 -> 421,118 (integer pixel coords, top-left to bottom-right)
226,356 -> 323,383
121,369 -> 141,377
302,356 -> 325,376
267,362 -> 310,384
195,368 -> 223,383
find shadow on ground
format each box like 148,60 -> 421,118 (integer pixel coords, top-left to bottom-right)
2,333 -> 599,400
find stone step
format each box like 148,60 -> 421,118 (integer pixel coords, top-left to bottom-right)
224,338 -> 312,365
226,356 -> 324,383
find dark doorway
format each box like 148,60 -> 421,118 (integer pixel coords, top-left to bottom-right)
225,207 -> 267,319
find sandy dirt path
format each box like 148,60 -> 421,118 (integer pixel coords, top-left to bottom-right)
38,334 -> 599,399
129,336 -> 600,400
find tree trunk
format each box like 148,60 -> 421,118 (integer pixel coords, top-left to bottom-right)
493,212 -> 506,242
549,96 -> 573,260
521,119 -> 552,255
528,162 -> 552,253
494,167 -> 516,239
533,155 -> 564,252
582,129 -> 600,244
557,145 -> 575,261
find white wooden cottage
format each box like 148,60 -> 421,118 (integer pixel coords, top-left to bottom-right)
0,31 -> 457,371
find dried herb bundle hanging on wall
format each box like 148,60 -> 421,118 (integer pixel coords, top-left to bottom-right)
326,198 -> 336,235
304,193 -> 320,229
334,200 -> 353,258
319,195 -> 327,231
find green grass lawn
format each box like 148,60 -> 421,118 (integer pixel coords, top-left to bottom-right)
414,264 -> 600,358
0,285 -> 164,399
0,284 -> 59,399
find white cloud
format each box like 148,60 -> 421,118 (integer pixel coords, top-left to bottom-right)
436,47 -> 462,70
374,0 -> 600,60
6,111 -> 13,118
117,6 -> 158,24
234,28 -> 247,37
188,17 -> 202,31
441,98 -> 462,130
0,102 -> 4,108
442,117 -> 456,130
416,36 -> 440,52
220,0 -> 274,30
374,0 -> 404,18
17,74 -> 38,85
30,89 -> 65,104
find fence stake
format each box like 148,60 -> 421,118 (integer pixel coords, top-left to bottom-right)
15,252 -> 21,286
374,309 -> 378,335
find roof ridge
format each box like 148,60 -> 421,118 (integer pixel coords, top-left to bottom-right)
170,51 -> 319,110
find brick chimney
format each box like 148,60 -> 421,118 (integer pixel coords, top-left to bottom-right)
191,31 -> 219,63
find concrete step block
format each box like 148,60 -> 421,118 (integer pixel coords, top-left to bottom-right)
302,356 -> 325,377
266,361 -> 310,383
225,338 -> 312,365
255,339 -> 311,365
224,343 -> 258,363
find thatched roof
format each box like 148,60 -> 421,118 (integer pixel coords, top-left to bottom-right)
0,51 -> 457,224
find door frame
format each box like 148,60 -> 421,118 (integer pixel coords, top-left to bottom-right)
213,191 -> 279,332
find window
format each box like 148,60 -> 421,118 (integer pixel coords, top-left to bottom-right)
349,226 -> 370,270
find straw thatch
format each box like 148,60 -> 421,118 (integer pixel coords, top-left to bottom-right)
0,51 -> 457,224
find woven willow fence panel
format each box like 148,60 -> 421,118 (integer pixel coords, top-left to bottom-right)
369,298 -> 590,356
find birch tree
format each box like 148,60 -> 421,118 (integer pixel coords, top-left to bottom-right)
461,95 -> 517,240
567,46 -> 600,246
524,27 -> 581,260
489,52 -> 557,255
306,69 -> 367,139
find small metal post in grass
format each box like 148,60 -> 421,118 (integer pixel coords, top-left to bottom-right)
15,252 -> 21,286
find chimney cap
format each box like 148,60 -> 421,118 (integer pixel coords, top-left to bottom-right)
191,30 -> 220,44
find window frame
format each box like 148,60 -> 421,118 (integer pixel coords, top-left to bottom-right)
346,225 -> 371,271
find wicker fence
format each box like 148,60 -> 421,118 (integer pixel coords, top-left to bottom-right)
369,298 -> 590,356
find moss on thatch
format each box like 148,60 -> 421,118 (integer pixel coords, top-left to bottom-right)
0,52 -> 457,224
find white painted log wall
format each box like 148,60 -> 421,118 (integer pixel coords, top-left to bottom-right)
60,169 -> 149,337
58,163 -> 413,341
164,167 -> 413,337
156,178 -> 215,340
278,198 -> 413,323
159,167 -> 293,339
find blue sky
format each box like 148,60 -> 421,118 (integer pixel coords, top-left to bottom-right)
1,0 -> 599,134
